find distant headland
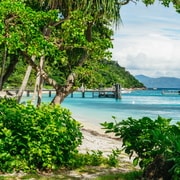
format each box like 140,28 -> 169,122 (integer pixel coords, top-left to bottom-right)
135,75 -> 180,88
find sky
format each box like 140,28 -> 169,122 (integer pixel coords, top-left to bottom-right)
111,1 -> 180,78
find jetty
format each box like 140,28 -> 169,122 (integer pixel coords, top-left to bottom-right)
5,84 -> 122,99
71,89 -> 121,99
74,84 -> 121,99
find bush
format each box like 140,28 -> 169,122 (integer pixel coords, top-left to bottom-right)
0,98 -> 82,172
101,116 -> 180,179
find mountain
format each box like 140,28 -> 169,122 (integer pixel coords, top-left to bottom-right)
135,75 -> 180,88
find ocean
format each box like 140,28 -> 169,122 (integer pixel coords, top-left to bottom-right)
30,88 -> 180,126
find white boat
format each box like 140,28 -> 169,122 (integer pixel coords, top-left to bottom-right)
162,90 -> 180,95
121,88 -> 132,94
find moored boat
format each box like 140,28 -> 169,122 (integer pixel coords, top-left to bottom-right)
162,90 -> 180,95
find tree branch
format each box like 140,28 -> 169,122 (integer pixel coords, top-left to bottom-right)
51,16 -> 69,27
20,51 -> 60,89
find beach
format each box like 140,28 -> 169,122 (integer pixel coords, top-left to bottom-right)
62,120 -> 138,179
0,119 -> 137,180
78,121 -> 134,161
78,122 -> 123,155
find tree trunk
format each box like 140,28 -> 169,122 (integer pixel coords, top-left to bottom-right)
0,46 -> 7,90
51,73 -> 76,104
21,51 -> 78,105
2,55 -> 18,83
86,22 -> 93,42
32,56 -> 44,106
143,155 -> 174,180
17,55 -> 35,103
51,90 -> 66,104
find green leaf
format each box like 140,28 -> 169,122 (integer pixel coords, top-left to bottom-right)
133,157 -> 139,166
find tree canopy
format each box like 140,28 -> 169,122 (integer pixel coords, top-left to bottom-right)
0,0 -> 179,104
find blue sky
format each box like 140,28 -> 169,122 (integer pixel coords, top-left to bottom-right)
111,1 -> 180,78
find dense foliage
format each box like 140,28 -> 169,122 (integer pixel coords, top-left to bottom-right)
5,59 -> 144,89
0,0 -> 179,104
0,98 -> 123,173
0,98 -> 82,172
101,116 -> 180,179
0,0 -> 117,104
96,60 -> 144,88
4,60 -> 36,89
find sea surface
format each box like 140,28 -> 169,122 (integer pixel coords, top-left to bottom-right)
23,88 -> 180,126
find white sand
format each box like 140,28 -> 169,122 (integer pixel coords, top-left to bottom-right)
78,121 -> 134,163
79,128 -> 122,156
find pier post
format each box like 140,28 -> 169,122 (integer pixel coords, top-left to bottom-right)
27,90 -> 30,97
82,91 -> 85,98
92,92 -> 94,98
49,90 -> 51,97
115,84 -> 121,99
81,83 -> 85,98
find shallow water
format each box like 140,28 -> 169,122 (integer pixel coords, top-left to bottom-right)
25,89 -> 180,126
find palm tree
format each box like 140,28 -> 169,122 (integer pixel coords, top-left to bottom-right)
30,0 -> 122,22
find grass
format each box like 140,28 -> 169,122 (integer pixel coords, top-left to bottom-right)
0,157 -> 141,179
0,170 -> 142,180
95,171 -> 142,180
0,174 -> 78,180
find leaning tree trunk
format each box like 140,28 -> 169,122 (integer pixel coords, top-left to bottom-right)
2,54 -> 19,85
17,56 -> 35,103
51,89 -> 66,104
51,73 -> 75,104
17,65 -> 32,103
32,56 -> 44,106
21,51 -> 79,105
0,46 -> 7,90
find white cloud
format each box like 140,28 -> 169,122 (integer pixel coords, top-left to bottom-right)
112,2 -> 180,78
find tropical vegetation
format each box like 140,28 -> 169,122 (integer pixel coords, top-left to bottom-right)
0,98 -> 83,172
5,59 -> 144,90
0,98 -> 123,173
102,116 -> 180,179
0,0 -> 179,105
0,0 -> 180,179
97,60 -> 144,88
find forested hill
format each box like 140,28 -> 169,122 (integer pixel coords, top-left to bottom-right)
6,60 -> 144,90
135,75 -> 180,88
98,60 -> 145,88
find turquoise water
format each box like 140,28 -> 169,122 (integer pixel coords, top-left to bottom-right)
31,89 -> 180,125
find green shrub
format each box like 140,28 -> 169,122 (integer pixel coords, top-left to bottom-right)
106,148 -> 121,167
101,116 -> 180,179
68,149 -> 122,170
68,150 -> 107,168
96,170 -> 142,180
0,98 -> 82,172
